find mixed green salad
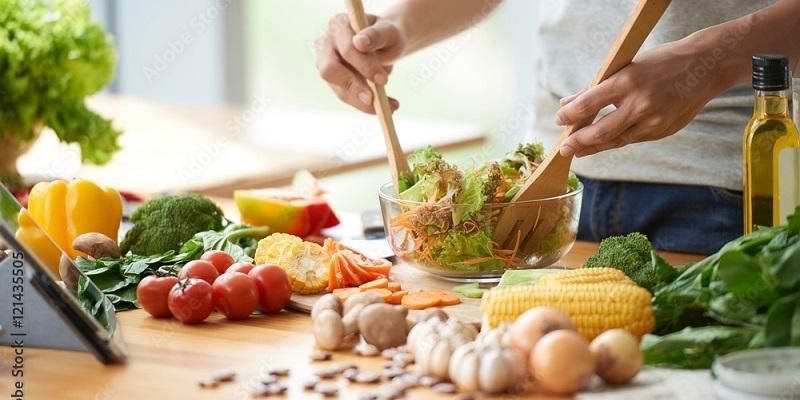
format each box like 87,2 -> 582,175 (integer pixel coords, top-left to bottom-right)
389,144 -> 580,271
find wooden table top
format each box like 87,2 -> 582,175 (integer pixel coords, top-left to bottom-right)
0,242 -> 707,400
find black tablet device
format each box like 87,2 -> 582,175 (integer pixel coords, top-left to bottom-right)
0,183 -> 127,364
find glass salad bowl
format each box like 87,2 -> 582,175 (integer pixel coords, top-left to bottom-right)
378,181 -> 583,281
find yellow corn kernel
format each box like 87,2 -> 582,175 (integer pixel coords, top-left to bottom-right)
538,267 -> 633,286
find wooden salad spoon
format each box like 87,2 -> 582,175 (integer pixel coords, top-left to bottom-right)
492,0 -> 672,256
344,0 -> 411,192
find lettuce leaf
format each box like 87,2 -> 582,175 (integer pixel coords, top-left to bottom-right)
0,0 -> 119,165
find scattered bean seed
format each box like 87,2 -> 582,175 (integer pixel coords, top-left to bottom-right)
382,367 -> 406,380
343,367 -> 360,382
377,383 -> 406,400
310,350 -> 332,362
268,367 -> 290,377
419,375 -> 441,387
381,348 -> 398,359
455,394 -> 477,400
302,376 -> 320,391
358,392 -> 379,400
314,384 -> 338,397
330,363 -> 357,374
355,371 -> 381,384
314,368 -> 338,380
432,382 -> 457,394
197,377 -> 218,388
266,383 -> 287,395
210,368 -> 236,382
259,374 -> 278,385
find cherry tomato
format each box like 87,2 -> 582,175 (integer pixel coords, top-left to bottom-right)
201,250 -> 235,274
179,260 -> 219,284
226,261 -> 256,275
136,275 -> 178,318
168,278 -> 214,324
212,272 -> 258,320
248,264 -> 291,314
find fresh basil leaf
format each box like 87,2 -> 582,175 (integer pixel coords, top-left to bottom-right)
770,241 -> 800,289
717,251 -> 770,297
764,293 -> 800,347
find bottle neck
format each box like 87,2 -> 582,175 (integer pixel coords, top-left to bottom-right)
754,89 -> 789,117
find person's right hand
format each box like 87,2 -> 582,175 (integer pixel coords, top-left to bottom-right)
314,14 -> 405,114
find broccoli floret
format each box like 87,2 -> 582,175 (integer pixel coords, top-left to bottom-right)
584,232 -> 677,291
120,194 -> 226,255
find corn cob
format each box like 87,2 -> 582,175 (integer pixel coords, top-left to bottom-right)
537,267 -> 633,286
480,272 -> 654,339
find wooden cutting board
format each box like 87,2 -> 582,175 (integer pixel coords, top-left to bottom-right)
288,262 -> 484,326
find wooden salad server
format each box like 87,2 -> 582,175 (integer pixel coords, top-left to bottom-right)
492,0 -> 671,256
344,0 -> 411,192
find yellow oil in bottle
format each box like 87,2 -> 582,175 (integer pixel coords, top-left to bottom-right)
743,92 -> 800,233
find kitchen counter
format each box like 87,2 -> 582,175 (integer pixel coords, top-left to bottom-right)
0,242 -> 708,400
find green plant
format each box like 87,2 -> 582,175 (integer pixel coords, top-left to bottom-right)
0,0 -> 120,183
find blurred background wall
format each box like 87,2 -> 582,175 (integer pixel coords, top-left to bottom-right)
87,0 -> 539,150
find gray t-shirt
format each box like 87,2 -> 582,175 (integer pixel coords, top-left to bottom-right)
530,0 -> 775,190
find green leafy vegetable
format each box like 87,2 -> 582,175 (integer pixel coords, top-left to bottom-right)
642,327 -> 757,369
179,224 -> 270,263
642,206 -> 800,368
0,0 -> 120,170
120,194 -> 226,256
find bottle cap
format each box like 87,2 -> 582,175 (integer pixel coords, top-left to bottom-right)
752,54 -> 789,91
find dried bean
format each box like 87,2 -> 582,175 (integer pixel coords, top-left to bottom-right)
197,377 -> 218,388
210,368 -> 236,382
267,367 -> 290,377
432,382 -> 457,394
391,353 -> 413,367
314,384 -> 338,397
301,377 -> 320,390
343,368 -> 360,382
381,348 -> 398,359
419,375 -> 441,387
310,350 -> 332,362
382,367 -> 406,380
354,371 -> 381,384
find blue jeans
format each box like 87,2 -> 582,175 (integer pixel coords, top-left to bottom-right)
576,176 -> 743,255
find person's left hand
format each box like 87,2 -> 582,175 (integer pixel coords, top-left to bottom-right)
555,38 -> 732,157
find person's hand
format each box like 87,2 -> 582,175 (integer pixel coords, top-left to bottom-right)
315,14 -> 406,114
555,38 -> 731,157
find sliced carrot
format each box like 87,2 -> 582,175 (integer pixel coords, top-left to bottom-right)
338,254 -> 362,286
348,260 -> 381,282
386,290 -> 408,305
360,264 -> 391,277
417,289 -> 446,300
387,282 -> 402,292
333,287 -> 361,302
439,293 -> 461,306
359,278 -> 389,291
327,257 -> 340,292
363,288 -> 393,301
401,291 -> 441,310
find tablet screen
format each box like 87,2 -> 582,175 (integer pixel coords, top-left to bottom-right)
0,184 -> 119,345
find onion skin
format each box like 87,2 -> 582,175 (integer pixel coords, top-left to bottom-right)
590,329 -> 643,385
510,307 -> 576,358
530,330 -> 594,395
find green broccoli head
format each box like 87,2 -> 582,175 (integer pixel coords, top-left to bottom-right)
584,232 -> 677,291
120,194 -> 226,255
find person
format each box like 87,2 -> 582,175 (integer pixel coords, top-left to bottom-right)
314,0 -> 800,254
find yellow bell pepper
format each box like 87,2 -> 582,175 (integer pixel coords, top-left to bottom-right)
21,179 -> 122,271
15,209 -> 64,275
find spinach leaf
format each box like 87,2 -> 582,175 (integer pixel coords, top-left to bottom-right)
764,293 -> 800,347
642,326 -> 756,369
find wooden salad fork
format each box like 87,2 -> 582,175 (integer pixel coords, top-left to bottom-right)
492,0 -> 672,256
344,0 -> 410,192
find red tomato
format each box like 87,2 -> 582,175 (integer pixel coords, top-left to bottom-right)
179,260 -> 219,284
201,250 -> 235,274
248,264 -> 292,314
226,261 -> 256,275
168,278 -> 214,324
212,272 -> 258,320
137,275 -> 178,318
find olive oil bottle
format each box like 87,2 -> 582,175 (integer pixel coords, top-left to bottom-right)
743,55 -> 800,233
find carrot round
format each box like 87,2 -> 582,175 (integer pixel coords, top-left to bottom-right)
333,287 -> 361,302
439,293 -> 461,306
363,288 -> 393,301
386,290 -> 408,305
359,278 -> 389,291
401,291 -> 441,310
387,282 -> 402,292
